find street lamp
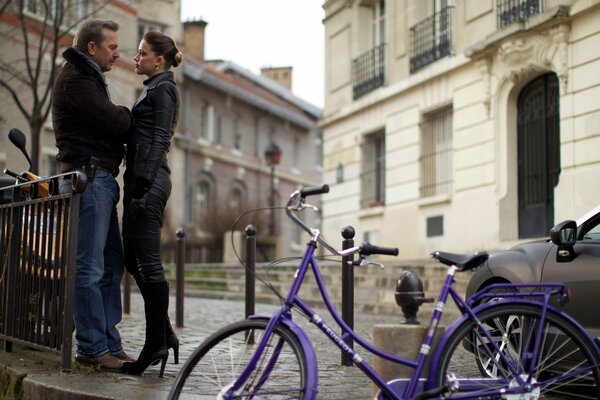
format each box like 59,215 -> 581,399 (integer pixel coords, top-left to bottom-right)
264,142 -> 282,235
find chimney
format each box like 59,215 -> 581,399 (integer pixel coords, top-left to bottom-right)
183,19 -> 208,61
261,66 -> 293,91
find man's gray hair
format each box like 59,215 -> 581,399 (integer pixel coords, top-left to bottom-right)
73,19 -> 119,53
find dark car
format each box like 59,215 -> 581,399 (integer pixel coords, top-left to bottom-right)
466,204 -> 600,339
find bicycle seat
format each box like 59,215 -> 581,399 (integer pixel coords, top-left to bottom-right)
431,251 -> 489,271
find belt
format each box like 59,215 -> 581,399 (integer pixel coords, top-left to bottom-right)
60,162 -> 117,179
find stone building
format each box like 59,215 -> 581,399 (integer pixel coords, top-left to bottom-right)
165,21 -> 322,262
0,0 -> 182,175
321,0 -> 600,259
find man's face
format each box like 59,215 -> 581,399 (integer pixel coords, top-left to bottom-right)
88,28 -> 119,72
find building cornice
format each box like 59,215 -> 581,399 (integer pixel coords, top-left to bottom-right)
173,133 -> 319,187
319,54 -> 470,129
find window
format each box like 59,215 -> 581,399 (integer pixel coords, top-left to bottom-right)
200,102 -> 214,142
409,0 -> 454,73
361,130 -> 386,208
76,0 -> 89,22
352,0 -> 386,99
372,0 -> 386,47
420,106 -> 453,197
138,20 -> 168,46
195,181 -> 210,220
497,0 -> 543,29
293,136 -> 300,169
233,115 -> 242,150
228,184 -> 246,215
24,0 -> 38,14
216,116 -> 222,144
24,0 -> 62,22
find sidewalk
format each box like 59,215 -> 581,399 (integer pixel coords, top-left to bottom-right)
0,293 -> 399,400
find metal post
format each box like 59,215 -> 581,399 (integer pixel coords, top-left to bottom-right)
245,225 -> 256,344
341,225 -> 355,366
269,165 -> 276,235
245,225 -> 256,319
175,228 -> 186,328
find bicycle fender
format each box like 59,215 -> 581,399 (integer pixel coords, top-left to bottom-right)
424,298 -> 600,389
248,315 -> 319,400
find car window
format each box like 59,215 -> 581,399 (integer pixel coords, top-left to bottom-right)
581,214 -> 600,241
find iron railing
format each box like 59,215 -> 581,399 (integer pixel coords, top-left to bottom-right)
0,172 -> 83,370
497,0 -> 543,29
352,43 -> 386,99
410,6 -> 454,73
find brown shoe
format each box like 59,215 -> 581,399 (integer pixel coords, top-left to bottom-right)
112,350 -> 135,363
75,352 -> 124,371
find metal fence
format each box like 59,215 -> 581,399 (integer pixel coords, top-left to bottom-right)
497,0 -> 542,29
0,172 -> 83,370
352,43 -> 386,99
409,6 -> 454,73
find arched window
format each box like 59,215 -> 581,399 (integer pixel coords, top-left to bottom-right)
228,181 -> 247,215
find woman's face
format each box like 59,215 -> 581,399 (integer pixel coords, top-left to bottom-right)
133,39 -> 162,77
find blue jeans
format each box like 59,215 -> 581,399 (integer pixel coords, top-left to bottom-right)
69,169 -> 124,356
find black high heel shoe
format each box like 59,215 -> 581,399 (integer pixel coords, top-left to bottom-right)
122,345 -> 169,377
166,333 -> 180,364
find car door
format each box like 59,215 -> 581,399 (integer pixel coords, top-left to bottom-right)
541,212 -> 600,338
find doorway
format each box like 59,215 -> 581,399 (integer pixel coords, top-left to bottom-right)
517,73 -> 560,238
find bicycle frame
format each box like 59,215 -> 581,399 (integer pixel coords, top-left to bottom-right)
221,187 -> 599,400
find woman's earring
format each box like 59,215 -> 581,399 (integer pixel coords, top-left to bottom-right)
155,64 -> 159,70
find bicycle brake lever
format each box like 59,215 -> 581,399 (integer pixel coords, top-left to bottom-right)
365,261 -> 385,269
299,203 -> 319,212
353,258 -> 384,269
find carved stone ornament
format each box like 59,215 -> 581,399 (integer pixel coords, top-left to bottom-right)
496,23 -> 570,93
476,58 -> 492,117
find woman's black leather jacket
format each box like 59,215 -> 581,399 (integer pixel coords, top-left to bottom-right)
125,71 -> 179,198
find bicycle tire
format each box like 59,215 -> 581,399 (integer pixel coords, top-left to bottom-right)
433,303 -> 600,399
168,318 -> 309,399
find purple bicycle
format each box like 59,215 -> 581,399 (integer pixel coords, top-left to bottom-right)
168,185 -> 600,399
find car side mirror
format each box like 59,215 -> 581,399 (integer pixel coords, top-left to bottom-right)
550,220 -> 577,262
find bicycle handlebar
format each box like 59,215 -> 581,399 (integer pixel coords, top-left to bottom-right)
285,185 -> 398,260
360,242 -> 399,256
300,184 -> 329,198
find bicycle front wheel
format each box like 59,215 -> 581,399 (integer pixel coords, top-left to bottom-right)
168,318 -> 309,400
434,303 -> 600,399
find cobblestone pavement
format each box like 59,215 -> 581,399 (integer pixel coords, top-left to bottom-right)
105,293 -> 400,400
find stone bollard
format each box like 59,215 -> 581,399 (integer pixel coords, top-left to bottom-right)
372,270 -> 441,397
372,324 -> 445,398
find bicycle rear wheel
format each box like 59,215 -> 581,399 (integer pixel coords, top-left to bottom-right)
434,303 -> 600,399
168,318 -> 309,399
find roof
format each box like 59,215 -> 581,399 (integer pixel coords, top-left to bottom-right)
183,56 -> 322,131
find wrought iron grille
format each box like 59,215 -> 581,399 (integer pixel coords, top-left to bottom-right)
0,173 -> 81,370
497,0 -> 543,29
352,43 -> 386,100
420,106 -> 453,198
410,6 -> 454,73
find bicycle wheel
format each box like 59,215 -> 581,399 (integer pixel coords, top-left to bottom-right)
168,318 -> 309,400
434,303 -> 600,399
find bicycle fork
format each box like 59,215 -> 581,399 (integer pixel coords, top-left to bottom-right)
221,310 -> 290,399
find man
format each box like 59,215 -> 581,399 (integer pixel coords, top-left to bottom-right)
52,19 -> 132,371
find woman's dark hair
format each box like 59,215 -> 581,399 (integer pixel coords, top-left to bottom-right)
143,31 -> 183,68
74,20 -> 119,53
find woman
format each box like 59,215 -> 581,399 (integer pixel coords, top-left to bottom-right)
122,31 -> 182,377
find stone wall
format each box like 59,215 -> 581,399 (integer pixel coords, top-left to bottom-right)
165,258 -> 473,325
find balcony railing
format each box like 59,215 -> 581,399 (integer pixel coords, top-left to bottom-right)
497,0 -> 543,29
410,6 -> 454,74
352,43 -> 386,100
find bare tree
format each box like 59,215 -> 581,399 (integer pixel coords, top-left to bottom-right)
0,0 -> 105,171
